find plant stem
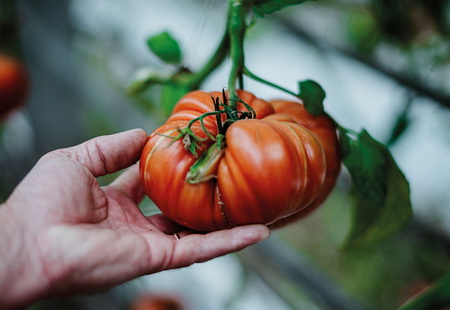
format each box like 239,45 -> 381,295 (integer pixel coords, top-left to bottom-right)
128,74 -> 173,94
227,0 -> 248,109
189,33 -> 230,89
243,67 -> 298,97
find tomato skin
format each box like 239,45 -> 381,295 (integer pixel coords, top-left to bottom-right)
217,119 -> 326,227
0,55 -> 29,119
140,121 -> 220,229
269,100 -> 341,227
140,90 -> 338,231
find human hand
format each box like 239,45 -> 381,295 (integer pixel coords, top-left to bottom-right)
0,129 -> 270,309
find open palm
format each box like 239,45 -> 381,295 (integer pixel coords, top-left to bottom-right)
0,129 -> 269,308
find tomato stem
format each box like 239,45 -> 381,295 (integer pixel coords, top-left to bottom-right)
160,92 -> 254,157
213,95 -> 225,136
189,33 -> 230,89
243,66 -> 298,97
227,0 -> 249,109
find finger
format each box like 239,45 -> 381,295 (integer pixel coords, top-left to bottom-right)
172,230 -> 192,240
160,224 -> 270,270
51,129 -> 148,177
146,213 -> 189,234
109,164 -> 145,204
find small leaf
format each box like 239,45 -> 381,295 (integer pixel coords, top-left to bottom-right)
387,112 -> 410,146
253,0 -> 313,17
161,83 -> 190,116
147,31 -> 183,64
298,79 -> 325,116
387,98 -> 413,146
339,127 -> 412,248
398,274 -> 450,310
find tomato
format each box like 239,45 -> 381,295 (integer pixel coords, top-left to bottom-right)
140,90 -> 338,231
0,55 -> 29,119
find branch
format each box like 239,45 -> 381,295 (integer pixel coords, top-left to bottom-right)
273,16 -> 450,108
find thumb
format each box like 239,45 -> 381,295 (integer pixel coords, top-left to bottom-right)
52,129 -> 148,177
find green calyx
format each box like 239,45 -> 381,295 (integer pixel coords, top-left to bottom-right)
162,91 -> 255,159
157,127 -> 207,158
160,91 -> 255,184
186,141 -> 225,184
184,92 -> 255,184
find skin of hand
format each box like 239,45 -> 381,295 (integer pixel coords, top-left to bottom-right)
0,129 -> 270,309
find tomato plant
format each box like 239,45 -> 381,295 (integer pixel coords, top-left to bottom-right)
131,0 -> 411,246
140,90 -> 337,231
0,54 -> 28,119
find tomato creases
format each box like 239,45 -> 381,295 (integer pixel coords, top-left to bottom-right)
140,121 -> 227,229
268,100 -> 341,226
273,121 -> 327,207
167,90 -> 219,133
263,113 -> 297,123
217,119 -> 326,227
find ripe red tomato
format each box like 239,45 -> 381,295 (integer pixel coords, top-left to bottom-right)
140,90 -> 339,231
0,55 -> 29,119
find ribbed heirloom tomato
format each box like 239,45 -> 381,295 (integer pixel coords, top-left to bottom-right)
140,90 -> 340,231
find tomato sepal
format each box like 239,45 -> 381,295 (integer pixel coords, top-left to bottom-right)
186,142 -> 225,184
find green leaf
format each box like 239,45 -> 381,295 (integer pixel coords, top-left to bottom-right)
398,274 -> 450,310
297,79 -> 325,116
161,83 -> 190,116
387,111 -> 410,146
339,127 -> 412,248
340,129 -> 387,205
387,98 -> 412,146
147,31 -> 183,64
253,0 -> 313,17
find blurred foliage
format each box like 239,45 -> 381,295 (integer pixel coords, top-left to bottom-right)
0,0 -> 18,54
340,0 -> 450,56
279,188 -> 450,309
372,0 -> 449,46
398,274 -> 450,310
284,0 -> 450,115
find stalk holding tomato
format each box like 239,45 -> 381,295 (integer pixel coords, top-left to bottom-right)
140,90 -> 340,231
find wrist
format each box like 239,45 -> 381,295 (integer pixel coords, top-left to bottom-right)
0,202 -> 51,309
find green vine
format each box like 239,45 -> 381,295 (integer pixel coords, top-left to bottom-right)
131,0 -> 326,182
128,0 -> 305,112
